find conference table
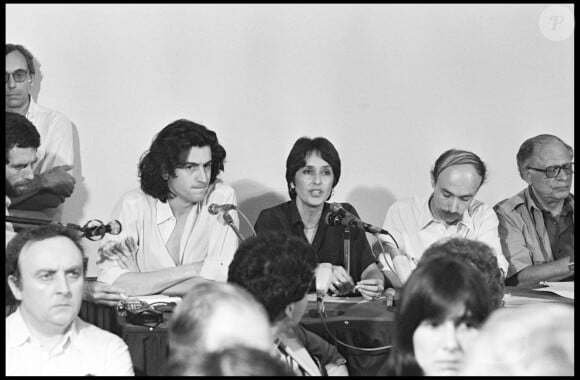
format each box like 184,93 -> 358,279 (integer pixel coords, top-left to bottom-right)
79,285 -> 573,377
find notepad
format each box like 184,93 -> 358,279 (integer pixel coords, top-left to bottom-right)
534,281 -> 574,299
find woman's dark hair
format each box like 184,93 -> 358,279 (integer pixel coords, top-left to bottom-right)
139,119 -> 226,202
385,257 -> 493,376
285,137 -> 341,200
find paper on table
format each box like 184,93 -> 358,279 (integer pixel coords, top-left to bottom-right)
534,281 -> 574,299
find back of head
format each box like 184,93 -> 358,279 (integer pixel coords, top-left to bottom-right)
5,111 -> 40,161
386,256 -> 493,376
168,281 -> 272,358
228,231 -> 318,323
460,303 -> 574,376
167,345 -> 295,376
420,237 -> 505,309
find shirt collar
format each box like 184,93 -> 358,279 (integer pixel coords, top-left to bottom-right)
7,308 -> 79,352
419,194 -> 475,231
156,199 -> 174,225
289,200 -> 330,228
24,95 -> 38,119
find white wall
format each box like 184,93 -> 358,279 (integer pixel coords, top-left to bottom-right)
7,4 -> 574,276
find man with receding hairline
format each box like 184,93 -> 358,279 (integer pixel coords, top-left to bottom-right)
378,149 -> 508,286
495,134 -> 574,287
6,43 -> 77,223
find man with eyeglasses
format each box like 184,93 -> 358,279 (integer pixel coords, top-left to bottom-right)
95,119 -> 239,298
6,44 -> 76,223
495,134 -> 574,287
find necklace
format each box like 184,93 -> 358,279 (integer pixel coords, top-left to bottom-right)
303,223 -> 319,230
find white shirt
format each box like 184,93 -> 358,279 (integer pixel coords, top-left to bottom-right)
380,195 -> 509,274
10,97 -> 76,222
5,308 -> 134,376
97,181 -> 239,285
6,196 -> 16,245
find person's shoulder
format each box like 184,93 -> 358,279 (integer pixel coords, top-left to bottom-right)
34,102 -> 73,126
77,318 -> 128,347
494,189 -> 526,214
258,201 -> 289,216
208,181 -> 236,200
119,188 -> 151,203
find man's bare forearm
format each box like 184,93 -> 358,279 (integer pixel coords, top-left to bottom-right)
508,257 -> 573,287
111,264 -> 199,296
161,277 -> 211,297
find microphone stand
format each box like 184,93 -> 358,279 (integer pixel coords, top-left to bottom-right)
222,211 -> 245,241
6,215 -> 83,232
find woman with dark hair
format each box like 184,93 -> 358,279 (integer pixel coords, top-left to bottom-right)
386,256 -> 493,376
254,137 -> 385,300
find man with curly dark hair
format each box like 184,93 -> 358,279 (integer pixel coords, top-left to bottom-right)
96,119 -> 239,297
228,231 -> 348,376
420,237 -> 505,309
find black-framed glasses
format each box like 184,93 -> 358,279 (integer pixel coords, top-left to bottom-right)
526,162 -> 574,178
5,69 -> 29,83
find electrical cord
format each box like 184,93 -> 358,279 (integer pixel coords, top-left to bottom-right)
316,299 -> 392,353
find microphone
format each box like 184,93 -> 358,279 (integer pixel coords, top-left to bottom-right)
208,203 -> 237,215
325,203 -> 391,235
81,220 -> 122,239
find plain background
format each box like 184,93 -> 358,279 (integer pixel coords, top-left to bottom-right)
6,4 -> 574,276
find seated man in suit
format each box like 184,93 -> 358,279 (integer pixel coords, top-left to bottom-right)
96,119 -> 239,297
495,134 -> 574,287
228,232 -> 348,376
379,149 -> 509,286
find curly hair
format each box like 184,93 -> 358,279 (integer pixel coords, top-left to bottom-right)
431,149 -> 487,186
227,231 -> 318,323
6,43 -> 36,75
6,112 -> 40,163
385,256 -> 492,376
285,137 -> 341,200
138,119 -> 226,202
420,237 -> 505,309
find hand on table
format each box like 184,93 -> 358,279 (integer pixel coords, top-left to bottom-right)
329,265 -> 355,295
83,281 -> 127,307
355,278 -> 385,301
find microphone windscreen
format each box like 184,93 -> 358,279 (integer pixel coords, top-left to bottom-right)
208,204 -> 219,215
109,220 -> 122,235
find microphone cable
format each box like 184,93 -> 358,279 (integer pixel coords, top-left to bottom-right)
315,298 -> 392,353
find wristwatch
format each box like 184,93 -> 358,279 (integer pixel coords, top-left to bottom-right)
567,262 -> 574,272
